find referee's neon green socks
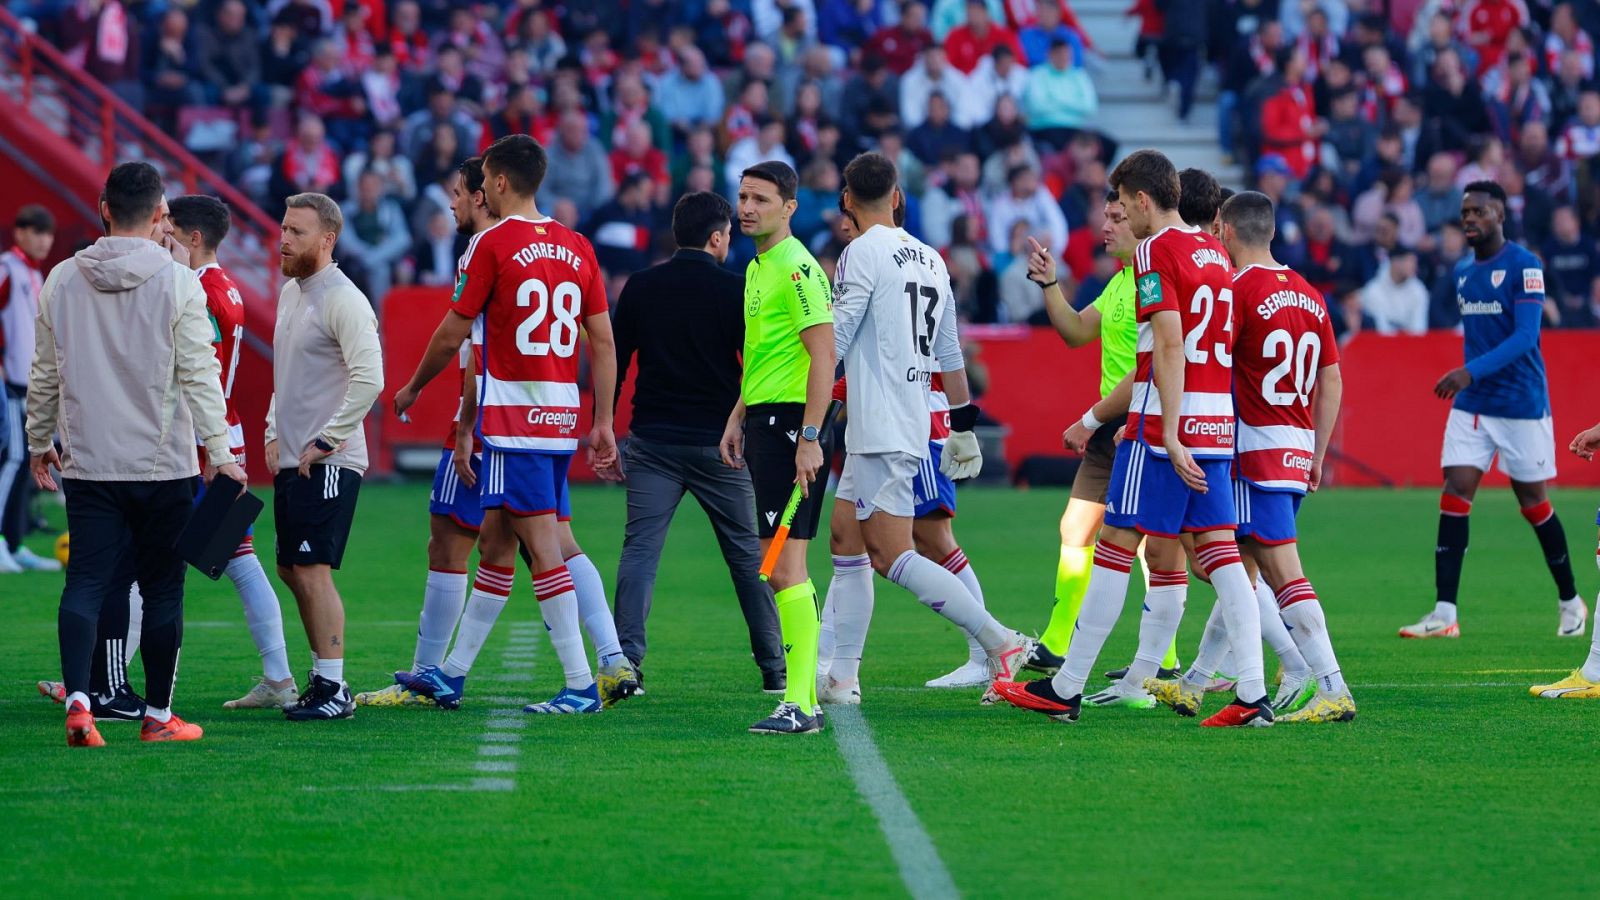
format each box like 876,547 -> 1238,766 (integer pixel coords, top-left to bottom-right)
1041,545 -> 1094,655
774,581 -> 820,711
1041,544 -> 1179,669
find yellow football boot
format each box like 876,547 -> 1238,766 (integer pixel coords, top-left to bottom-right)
1530,670 -> 1600,699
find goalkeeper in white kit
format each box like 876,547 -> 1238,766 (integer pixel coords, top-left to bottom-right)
816,151 -> 1033,707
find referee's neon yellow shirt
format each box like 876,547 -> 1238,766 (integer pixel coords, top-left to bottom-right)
1090,264 -> 1137,399
741,235 -> 833,406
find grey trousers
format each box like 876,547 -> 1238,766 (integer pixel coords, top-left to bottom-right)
614,435 -> 784,676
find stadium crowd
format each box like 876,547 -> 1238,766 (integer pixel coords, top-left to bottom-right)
9,0 -> 1600,333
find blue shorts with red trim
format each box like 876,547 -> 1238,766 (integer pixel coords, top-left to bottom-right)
429,449 -> 483,531
1103,439 -> 1237,537
913,441 -> 957,519
1234,480 -> 1303,545
480,447 -> 571,518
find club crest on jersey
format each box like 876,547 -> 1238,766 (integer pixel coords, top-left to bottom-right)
790,271 -> 802,282
1137,272 -> 1163,308
1491,270 -> 1505,288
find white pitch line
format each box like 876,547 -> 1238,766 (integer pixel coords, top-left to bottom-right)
828,705 -> 960,900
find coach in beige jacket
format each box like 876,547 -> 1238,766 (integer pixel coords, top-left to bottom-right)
264,191 -> 383,721
27,161 -> 245,746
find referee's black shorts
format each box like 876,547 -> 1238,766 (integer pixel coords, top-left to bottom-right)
274,464 -> 362,569
745,402 -> 831,541
1070,414 -> 1129,504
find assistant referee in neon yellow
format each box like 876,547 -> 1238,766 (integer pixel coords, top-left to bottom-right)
1023,189 -> 1178,677
718,160 -> 836,736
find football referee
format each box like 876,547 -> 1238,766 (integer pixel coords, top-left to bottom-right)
1025,189 -> 1178,677
720,161 -> 836,735
611,191 -> 786,691
28,161 -> 245,746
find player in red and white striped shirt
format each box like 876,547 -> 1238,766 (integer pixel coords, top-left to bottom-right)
991,149 -> 1274,727
395,136 -> 621,715
1152,191 -> 1355,724
176,196 -> 298,711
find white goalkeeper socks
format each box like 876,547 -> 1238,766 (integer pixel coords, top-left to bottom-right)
886,550 -> 998,648
826,554 -> 874,685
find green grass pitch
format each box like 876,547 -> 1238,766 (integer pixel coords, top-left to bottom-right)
2,483 -> 1596,898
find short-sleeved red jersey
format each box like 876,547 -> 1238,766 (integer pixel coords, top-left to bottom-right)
1231,264 -> 1339,492
452,215 -> 607,453
198,263 -> 245,451
1123,225 -> 1237,458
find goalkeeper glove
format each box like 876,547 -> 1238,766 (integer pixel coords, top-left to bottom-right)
940,404 -> 983,480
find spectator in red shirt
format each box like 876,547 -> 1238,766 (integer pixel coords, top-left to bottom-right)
1458,0 -> 1528,76
486,83 -> 553,151
610,120 -> 671,206
386,0 -> 430,72
945,0 -> 1025,74
1259,45 -> 1324,179
865,0 -> 934,75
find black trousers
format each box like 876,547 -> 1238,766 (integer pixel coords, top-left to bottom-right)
613,435 -> 784,676
60,478 -> 194,709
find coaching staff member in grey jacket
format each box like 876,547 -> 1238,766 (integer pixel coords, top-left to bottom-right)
28,161 -> 245,747
609,191 -> 785,692
264,192 -> 383,721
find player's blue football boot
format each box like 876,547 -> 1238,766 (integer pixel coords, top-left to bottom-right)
523,683 -> 602,715
401,666 -> 466,710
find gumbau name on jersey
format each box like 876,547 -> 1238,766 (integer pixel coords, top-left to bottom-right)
511,242 -> 585,270
891,245 -> 934,269
1458,299 -> 1505,316
1190,248 -> 1231,270
527,408 -> 580,430
1255,289 -> 1327,321
1183,417 -> 1235,442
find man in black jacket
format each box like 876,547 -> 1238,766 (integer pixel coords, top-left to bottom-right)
610,192 -> 785,692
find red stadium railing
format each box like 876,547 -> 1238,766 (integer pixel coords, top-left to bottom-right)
0,6 -> 280,314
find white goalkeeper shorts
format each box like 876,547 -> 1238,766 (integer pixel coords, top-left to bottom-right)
1441,409 -> 1556,482
836,451 -> 921,520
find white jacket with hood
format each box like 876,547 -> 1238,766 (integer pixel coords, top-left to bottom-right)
26,236 -> 235,480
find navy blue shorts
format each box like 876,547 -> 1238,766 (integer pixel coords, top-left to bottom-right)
1103,440 -> 1237,537
913,441 -> 957,518
480,448 -> 571,519
429,449 -> 484,531
1234,480 -> 1303,545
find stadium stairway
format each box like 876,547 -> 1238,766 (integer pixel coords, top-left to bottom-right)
1075,0 -> 1244,185
0,7 -> 281,480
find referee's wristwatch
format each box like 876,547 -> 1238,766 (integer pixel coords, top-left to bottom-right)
799,425 -> 821,442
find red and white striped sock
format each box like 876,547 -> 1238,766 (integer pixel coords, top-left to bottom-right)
940,548 -> 987,661
1126,569 -> 1187,685
534,566 -> 592,689
1276,578 -> 1347,695
442,563 -> 514,678
1196,539 -> 1266,703
1050,540 -> 1137,698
